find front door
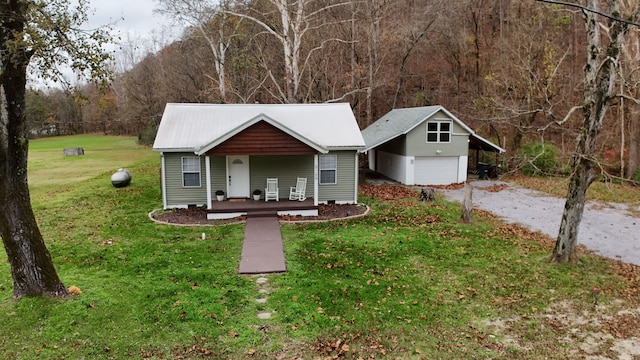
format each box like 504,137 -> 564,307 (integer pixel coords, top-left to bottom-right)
227,156 -> 250,198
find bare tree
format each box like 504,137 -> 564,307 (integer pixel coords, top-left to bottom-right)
619,0 -> 640,179
225,0 -> 351,103
155,0 -> 241,102
550,0 -> 639,263
479,1 -> 579,161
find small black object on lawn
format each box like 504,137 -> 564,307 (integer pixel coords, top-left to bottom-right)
111,168 -> 132,188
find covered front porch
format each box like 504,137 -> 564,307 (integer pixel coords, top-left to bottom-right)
207,197 -> 317,220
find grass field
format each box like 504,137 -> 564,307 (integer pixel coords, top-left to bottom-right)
0,135 -> 639,359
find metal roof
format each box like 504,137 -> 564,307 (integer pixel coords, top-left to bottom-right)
361,106 -> 504,153
152,103 -> 366,153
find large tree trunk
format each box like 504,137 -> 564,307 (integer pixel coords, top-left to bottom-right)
0,1 -> 67,298
552,0 -> 626,263
552,148 -> 594,262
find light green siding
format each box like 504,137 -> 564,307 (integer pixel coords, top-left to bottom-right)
248,155 -> 314,200
163,152 -> 207,207
375,110 -> 470,157
406,111 -> 469,156
163,152 -> 358,206
318,151 -> 357,203
209,156 -> 226,194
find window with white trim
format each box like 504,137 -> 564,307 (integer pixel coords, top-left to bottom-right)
319,155 -> 337,184
426,121 -> 451,143
182,157 -> 201,187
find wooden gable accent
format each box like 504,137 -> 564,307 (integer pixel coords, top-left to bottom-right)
206,120 -> 318,156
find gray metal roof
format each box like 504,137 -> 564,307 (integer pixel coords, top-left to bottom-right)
361,106 -> 504,153
152,103 -> 366,153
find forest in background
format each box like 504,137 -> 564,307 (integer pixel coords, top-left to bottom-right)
23,0 -> 640,180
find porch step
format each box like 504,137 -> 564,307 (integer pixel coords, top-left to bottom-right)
247,210 -> 278,218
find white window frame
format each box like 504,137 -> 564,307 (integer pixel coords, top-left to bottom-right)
181,156 -> 201,188
319,155 -> 337,185
426,120 -> 452,143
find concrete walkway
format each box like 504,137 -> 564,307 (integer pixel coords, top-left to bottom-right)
239,216 -> 286,274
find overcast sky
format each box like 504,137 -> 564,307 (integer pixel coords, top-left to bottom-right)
87,0 -> 165,39
84,0 -> 180,70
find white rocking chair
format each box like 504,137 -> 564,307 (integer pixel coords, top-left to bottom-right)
264,178 -> 279,202
289,177 -> 307,201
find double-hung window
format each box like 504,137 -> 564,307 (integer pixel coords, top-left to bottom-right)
182,157 -> 201,187
426,121 -> 451,143
319,155 -> 337,184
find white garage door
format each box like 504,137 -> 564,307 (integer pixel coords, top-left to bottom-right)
414,157 -> 459,185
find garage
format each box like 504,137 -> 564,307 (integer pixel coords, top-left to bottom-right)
414,156 -> 461,185
361,106 -> 504,186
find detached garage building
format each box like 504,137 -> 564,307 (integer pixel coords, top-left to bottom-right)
361,106 -> 504,186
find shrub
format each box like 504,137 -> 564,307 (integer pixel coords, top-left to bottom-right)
138,125 -> 158,146
519,142 -> 560,176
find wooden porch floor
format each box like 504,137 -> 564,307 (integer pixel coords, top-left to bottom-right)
208,197 -> 317,216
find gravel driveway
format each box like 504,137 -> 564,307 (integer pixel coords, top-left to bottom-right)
438,180 -> 640,266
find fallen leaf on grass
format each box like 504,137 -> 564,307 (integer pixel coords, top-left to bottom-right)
360,183 -> 418,200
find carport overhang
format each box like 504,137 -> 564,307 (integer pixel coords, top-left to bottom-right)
469,133 -> 505,153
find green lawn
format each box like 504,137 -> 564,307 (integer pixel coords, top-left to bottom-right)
0,135 -> 637,359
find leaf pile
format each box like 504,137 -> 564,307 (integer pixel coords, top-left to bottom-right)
482,183 -> 509,192
312,332 -> 389,359
603,313 -> 640,339
172,337 -> 214,358
428,183 -> 465,190
488,224 -> 554,247
612,260 -> 640,299
359,183 -> 418,200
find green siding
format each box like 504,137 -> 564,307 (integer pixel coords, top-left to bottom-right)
248,155 -> 314,200
318,151 -> 357,203
209,156 -> 226,194
405,111 -> 469,156
163,152 -> 358,206
375,111 -> 470,158
163,152 -> 207,207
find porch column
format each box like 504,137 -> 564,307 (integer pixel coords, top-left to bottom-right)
161,153 -> 168,209
314,154 -> 319,206
354,152 -> 359,203
205,155 -> 212,209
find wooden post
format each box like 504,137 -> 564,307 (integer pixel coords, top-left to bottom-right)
460,184 -> 473,223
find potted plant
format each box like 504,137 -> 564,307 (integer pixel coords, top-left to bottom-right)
215,190 -> 225,201
252,189 -> 262,201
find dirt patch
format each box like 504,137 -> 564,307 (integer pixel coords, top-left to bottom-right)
151,203 -> 368,226
480,301 -> 640,359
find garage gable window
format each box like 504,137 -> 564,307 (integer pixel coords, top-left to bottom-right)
319,155 -> 337,184
182,156 -> 201,187
426,121 -> 451,143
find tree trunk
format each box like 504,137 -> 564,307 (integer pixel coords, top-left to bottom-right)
0,1 -> 67,298
626,106 -> 639,179
552,0 -> 626,263
460,184 -> 473,224
552,153 -> 592,262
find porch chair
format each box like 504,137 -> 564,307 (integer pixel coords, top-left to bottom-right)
289,177 -> 307,201
265,178 -> 279,202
